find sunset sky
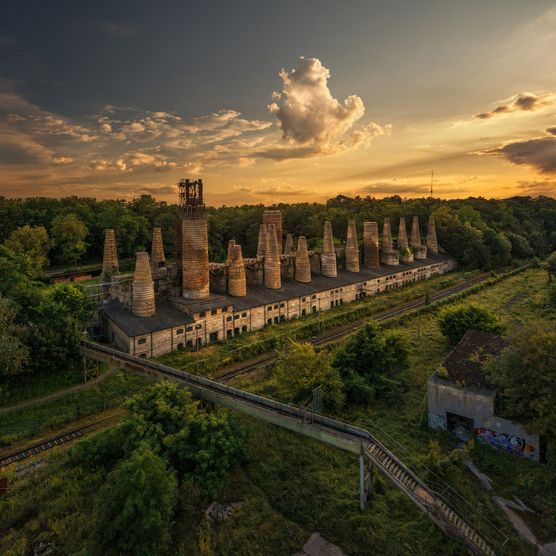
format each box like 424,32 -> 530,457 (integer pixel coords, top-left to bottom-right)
1,1 -> 556,205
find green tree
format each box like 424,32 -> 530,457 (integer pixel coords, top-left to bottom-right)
438,303 -> 503,344
125,382 -> 248,494
505,232 -> 534,259
2,225 -> 51,276
547,251 -> 556,281
483,228 -> 512,269
51,213 -> 88,265
488,328 -> 556,460
273,341 -> 345,410
0,295 -> 29,377
92,443 -> 177,556
332,323 -> 409,404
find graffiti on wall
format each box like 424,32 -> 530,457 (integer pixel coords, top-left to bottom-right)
475,428 -> 538,460
428,414 -> 446,430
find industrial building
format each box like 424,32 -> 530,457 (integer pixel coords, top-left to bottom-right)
100,178 -> 456,357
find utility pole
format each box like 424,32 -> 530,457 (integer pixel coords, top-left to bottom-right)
430,169 -> 434,198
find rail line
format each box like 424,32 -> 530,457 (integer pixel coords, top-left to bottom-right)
81,340 -> 506,555
0,418 -> 112,469
214,272 -> 493,382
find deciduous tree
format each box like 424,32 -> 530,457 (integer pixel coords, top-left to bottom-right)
438,303 -> 503,344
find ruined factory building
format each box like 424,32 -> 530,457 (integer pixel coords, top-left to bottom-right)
100,178 -> 456,359
428,330 -> 540,461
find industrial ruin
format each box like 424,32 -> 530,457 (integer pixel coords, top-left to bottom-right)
101,179 -> 456,357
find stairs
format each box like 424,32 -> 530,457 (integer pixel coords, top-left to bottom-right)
364,441 -> 497,556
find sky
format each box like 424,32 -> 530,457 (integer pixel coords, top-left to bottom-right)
1,0 -> 556,205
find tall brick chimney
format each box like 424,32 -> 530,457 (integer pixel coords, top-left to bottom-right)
284,233 -> 295,256
381,218 -> 399,265
179,178 -> 210,300
132,252 -> 155,317
426,214 -> 438,254
397,217 -> 414,263
263,210 -> 282,254
410,216 -> 421,248
264,223 -> 281,289
150,227 -> 165,271
294,236 -> 311,283
228,244 -> 247,297
102,229 -> 119,278
226,239 -> 236,263
321,221 -> 337,277
363,222 -> 380,268
345,220 -> 360,272
257,224 -> 267,258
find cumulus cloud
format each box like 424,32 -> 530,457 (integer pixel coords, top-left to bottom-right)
51,156 -> 74,166
477,127 -> 556,173
473,92 -> 556,119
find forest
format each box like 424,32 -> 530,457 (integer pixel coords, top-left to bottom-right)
0,193 -> 555,269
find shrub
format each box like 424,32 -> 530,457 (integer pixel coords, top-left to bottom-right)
438,303 -> 503,343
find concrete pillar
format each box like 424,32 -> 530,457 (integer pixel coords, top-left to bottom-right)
227,239 -> 236,263
264,223 -> 281,289
257,224 -> 267,258
263,210 -> 282,254
150,227 -> 165,271
294,236 -> 311,283
228,244 -> 247,297
284,233 -> 295,256
363,222 -> 380,268
132,252 -> 155,317
426,214 -> 438,254
320,221 -> 337,278
181,215 -> 210,299
345,220 -> 360,273
102,229 -> 119,277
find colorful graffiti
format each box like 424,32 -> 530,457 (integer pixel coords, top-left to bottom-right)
475,428 -> 538,460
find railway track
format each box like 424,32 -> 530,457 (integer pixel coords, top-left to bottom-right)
215,272 -> 493,382
0,418 -> 111,469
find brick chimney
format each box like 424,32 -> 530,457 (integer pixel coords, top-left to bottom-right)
321,221 -> 337,277
132,252 -> 155,317
257,224 -> 267,258
294,236 -> 311,283
150,227 -> 165,271
263,210 -> 282,254
363,222 -> 380,268
227,239 -> 236,263
264,223 -> 281,289
427,214 -> 438,254
228,244 -> 247,297
102,229 -> 119,278
284,233 -> 295,256
345,220 -> 360,272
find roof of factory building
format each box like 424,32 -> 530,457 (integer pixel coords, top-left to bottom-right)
103,297 -> 194,337
103,253 -> 453,338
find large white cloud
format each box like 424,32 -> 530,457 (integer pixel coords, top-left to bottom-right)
268,57 -> 365,146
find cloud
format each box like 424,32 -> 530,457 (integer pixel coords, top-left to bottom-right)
268,57 -> 365,146
51,156 -> 74,166
354,182 -> 431,196
514,180 -> 556,196
473,92 -> 556,119
102,22 -> 142,37
138,185 -> 178,195
477,128 -> 556,173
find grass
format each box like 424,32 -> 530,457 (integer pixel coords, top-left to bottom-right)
0,371 -> 151,446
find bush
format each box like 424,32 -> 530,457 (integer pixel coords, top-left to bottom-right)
438,303 -> 503,343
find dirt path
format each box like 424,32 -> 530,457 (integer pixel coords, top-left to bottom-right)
0,368 -> 116,415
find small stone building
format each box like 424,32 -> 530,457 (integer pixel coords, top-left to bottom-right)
428,330 -> 540,461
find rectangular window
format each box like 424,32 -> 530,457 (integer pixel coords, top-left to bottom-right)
241,312 -> 247,318
226,316 -> 232,322
211,309 -> 217,315
279,303 -> 285,308
186,326 -> 193,332
176,329 -> 184,335
234,314 -> 239,320
200,311 -> 206,318
137,338 -> 146,345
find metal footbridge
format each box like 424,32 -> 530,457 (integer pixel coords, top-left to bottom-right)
82,341 -> 507,555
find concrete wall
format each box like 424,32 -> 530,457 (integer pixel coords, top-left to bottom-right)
428,373 -> 540,461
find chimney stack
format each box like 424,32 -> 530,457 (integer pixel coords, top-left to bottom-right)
284,233 -> 295,256
150,227 -> 165,271
102,229 -> 119,277
132,252 -> 156,317
264,223 -> 281,289
345,220 -> 360,272
263,210 -> 282,254
227,239 -> 236,263
181,213 -> 210,299
381,218 -> 399,265
410,216 -> 427,259
426,214 -> 438,254
257,224 -> 267,258
397,217 -> 414,263
228,244 -> 247,297
294,236 -> 311,283
363,222 -> 380,268
321,221 -> 337,277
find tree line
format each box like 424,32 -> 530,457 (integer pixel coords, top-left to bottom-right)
0,193 -> 554,270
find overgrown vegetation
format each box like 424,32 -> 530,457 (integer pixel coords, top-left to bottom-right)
438,302 -> 504,343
